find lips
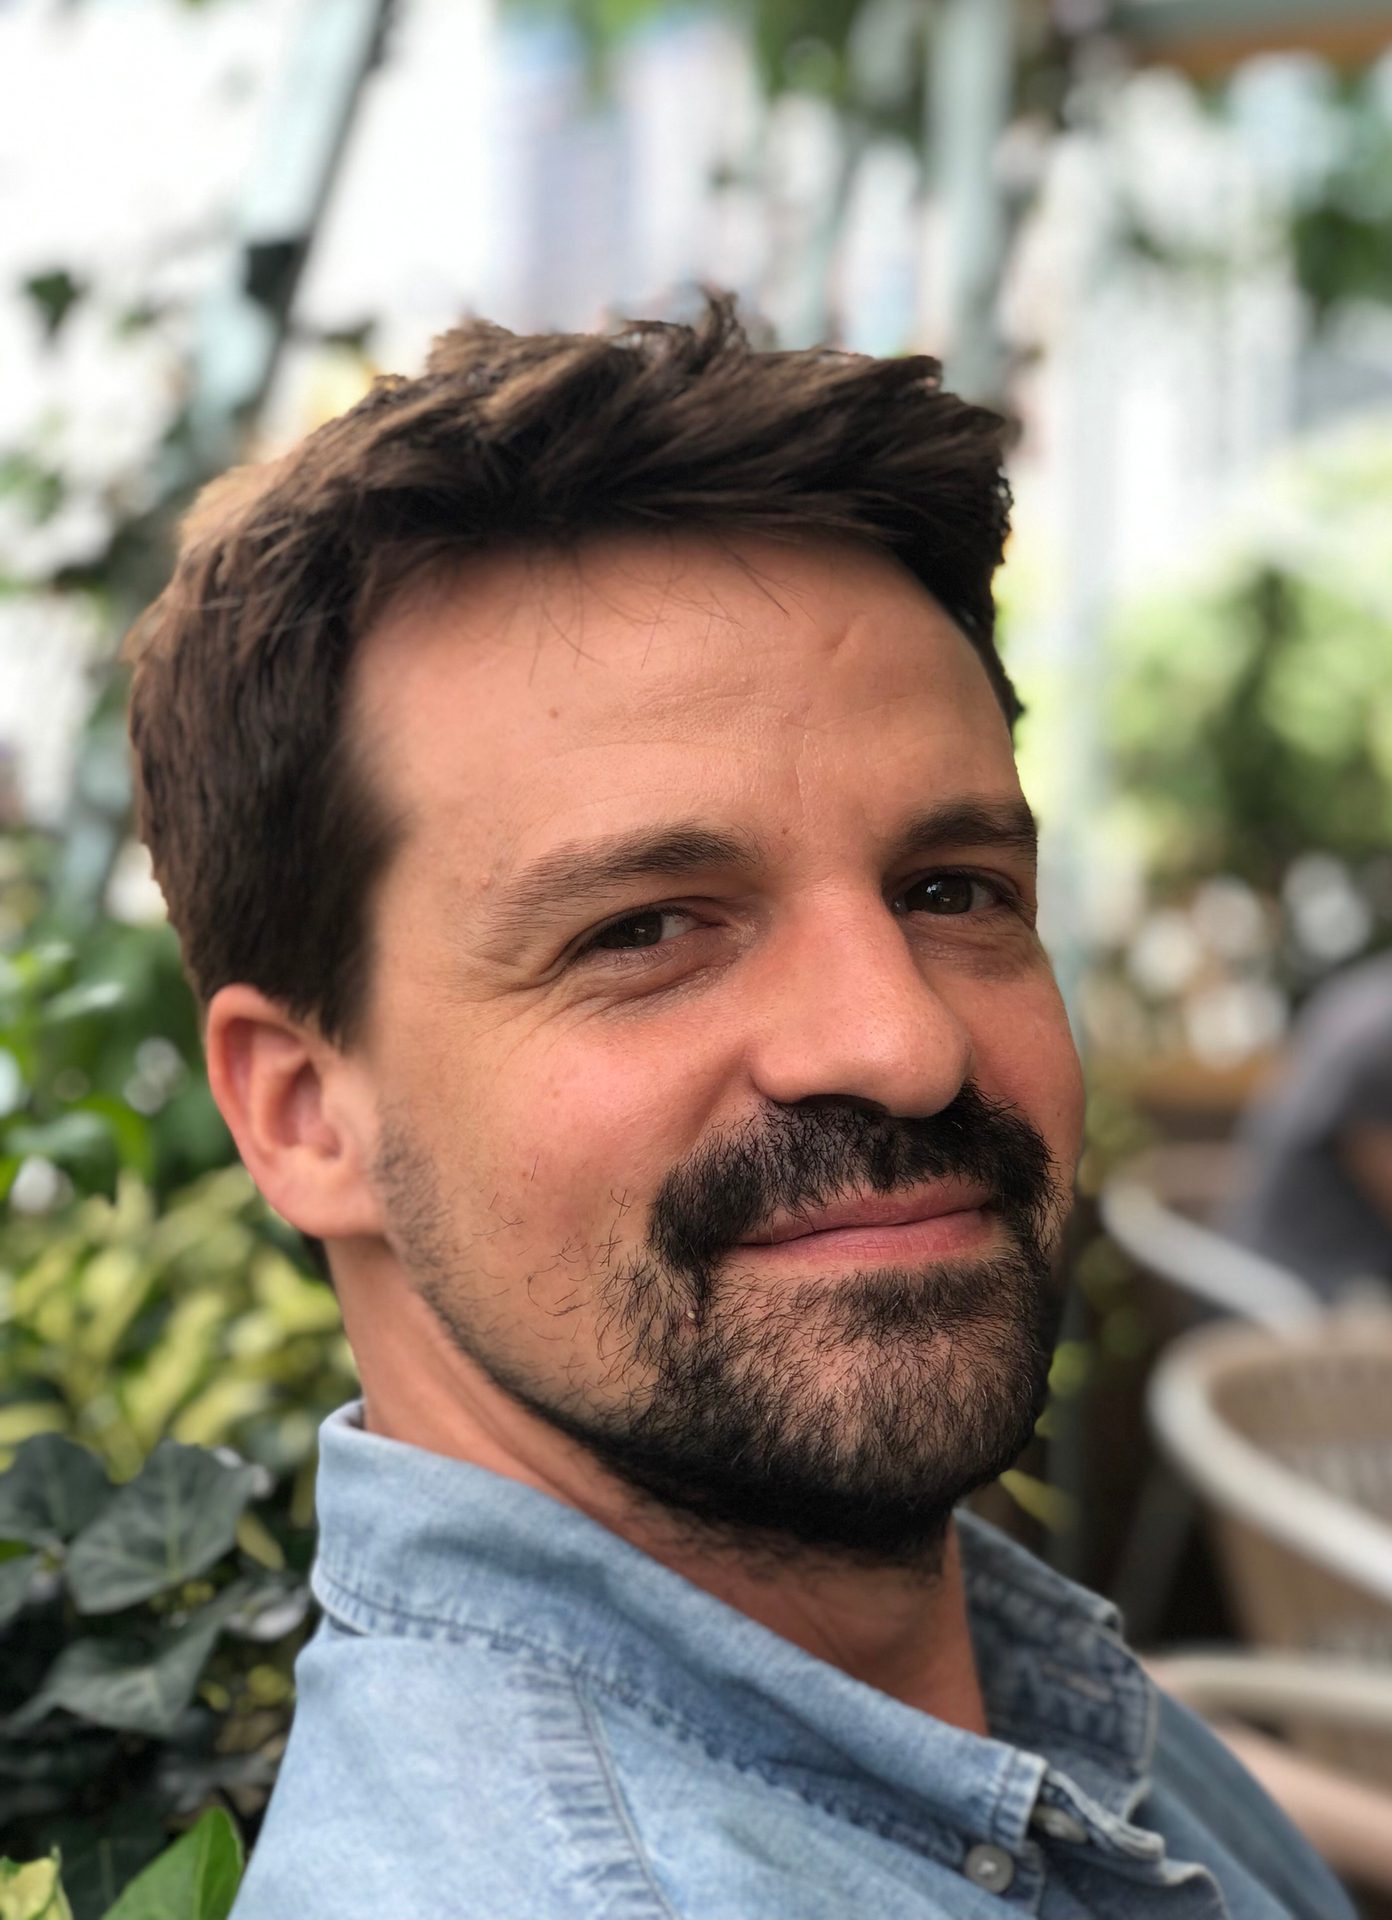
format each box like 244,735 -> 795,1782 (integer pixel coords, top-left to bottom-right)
739,1181 -> 994,1247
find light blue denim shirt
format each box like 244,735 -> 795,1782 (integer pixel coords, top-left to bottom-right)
232,1401 -> 1354,1920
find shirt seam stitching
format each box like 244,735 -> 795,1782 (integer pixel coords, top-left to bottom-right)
573,1681 -> 686,1920
986,1709 -> 1147,1774
317,1575 -> 966,1859
316,1571 -> 1140,1824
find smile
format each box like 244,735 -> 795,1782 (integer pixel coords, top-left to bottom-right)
733,1185 -> 998,1266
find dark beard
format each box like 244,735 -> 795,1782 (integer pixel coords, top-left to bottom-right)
378,1086 -> 1067,1573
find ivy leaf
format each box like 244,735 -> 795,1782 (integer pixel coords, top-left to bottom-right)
0,1555 -> 39,1629
9,1586 -> 248,1739
0,1438 -> 111,1550
99,1809 -> 243,1920
65,1445 -> 260,1613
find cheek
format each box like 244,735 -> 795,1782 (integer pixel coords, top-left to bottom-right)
448,1025 -> 725,1255
967,980 -> 1084,1175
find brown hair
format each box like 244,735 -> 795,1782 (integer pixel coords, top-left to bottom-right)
127,293 -> 1017,1047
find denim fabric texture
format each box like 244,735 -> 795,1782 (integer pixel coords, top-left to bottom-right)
231,1401 -> 1356,1920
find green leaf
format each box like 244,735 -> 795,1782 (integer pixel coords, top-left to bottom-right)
99,1811 -> 242,1920
38,1811 -> 164,1920
22,268 -> 85,342
0,1406 -> 69,1454
5,1114 -> 113,1169
0,457 -> 65,527
72,1100 -> 153,1185
5,945 -> 73,996
9,1586 -> 247,1739
70,1246 -> 156,1371
999,1468 -> 1077,1534
0,1853 -> 74,1920
0,1554 -> 39,1629
0,1050 -> 25,1119
65,1444 -> 260,1613
0,1437 -> 111,1548
37,982 -> 126,1026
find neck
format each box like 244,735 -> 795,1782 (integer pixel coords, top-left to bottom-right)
651,1518 -> 988,1733
337,1264 -> 990,1737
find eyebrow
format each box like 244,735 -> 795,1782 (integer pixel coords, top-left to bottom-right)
889,797 -> 1038,868
477,825 -> 759,956
477,798 -> 1037,956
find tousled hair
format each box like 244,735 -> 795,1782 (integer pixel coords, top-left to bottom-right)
126,293 -> 1017,1049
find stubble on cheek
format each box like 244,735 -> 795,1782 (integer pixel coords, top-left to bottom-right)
371,1100 -> 673,1413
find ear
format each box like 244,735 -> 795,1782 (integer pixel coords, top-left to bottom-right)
204,983 -> 384,1242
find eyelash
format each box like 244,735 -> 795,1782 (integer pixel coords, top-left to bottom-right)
570,870 -> 1018,967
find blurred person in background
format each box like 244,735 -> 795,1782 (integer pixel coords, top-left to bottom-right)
125,298 -> 1353,1920
1228,947 -> 1392,1300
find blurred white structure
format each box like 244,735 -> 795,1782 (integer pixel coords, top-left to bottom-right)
1,0 -> 1390,892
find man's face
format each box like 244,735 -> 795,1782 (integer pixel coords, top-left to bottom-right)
348,532 -> 1085,1565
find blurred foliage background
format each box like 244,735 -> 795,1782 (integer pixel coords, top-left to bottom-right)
1,0 -> 1391,1906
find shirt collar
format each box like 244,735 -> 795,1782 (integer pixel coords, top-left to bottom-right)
311,1399 -> 1156,1848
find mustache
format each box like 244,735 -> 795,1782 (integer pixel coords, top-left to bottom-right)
648,1083 -> 1060,1285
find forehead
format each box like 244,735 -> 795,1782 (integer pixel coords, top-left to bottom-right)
350,532 -> 1019,870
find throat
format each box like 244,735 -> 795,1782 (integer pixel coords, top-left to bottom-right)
648,1516 -> 991,1735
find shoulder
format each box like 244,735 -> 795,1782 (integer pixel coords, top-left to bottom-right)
230,1617 -> 682,1920
1148,1689 -> 1358,1920
231,1617 -> 975,1920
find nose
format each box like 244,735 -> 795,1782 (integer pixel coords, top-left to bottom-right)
745,892 -> 974,1120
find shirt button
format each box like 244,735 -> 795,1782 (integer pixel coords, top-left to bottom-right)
1031,1805 -> 1089,1844
963,1842 -> 1016,1894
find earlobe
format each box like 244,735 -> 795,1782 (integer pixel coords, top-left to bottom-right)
204,983 -> 383,1241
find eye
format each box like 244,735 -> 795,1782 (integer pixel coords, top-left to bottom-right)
896,872 -> 1003,917
576,907 -> 697,958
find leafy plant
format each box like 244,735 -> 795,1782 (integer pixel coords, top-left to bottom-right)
2,1807 -> 243,1920
0,1434 -> 308,1920
1109,554 -> 1392,897
0,1851 -> 73,1920
0,833 -> 230,1212
100,1810 -> 243,1920
0,1156 -> 356,1478
0,700 -> 346,1920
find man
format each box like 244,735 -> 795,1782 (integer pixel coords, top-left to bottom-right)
127,298 -> 1352,1919
1228,947 -> 1392,1300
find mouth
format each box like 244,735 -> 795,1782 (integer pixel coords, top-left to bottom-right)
733,1182 -> 999,1267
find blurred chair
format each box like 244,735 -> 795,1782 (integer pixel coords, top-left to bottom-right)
1098,1142 -> 1322,1330
1145,1652 -> 1392,1895
1099,1143 -> 1323,1641
1147,1312 -> 1392,1893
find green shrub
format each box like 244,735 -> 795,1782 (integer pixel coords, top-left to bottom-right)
1,1433 -> 305,1919
0,838 -> 230,1213
0,1164 -> 356,1486
0,818 -> 347,1913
